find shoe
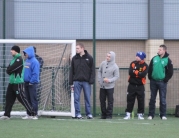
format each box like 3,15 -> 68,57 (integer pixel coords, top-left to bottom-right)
162,116 -> 167,120
87,114 -> 93,119
147,116 -> 152,120
100,116 -> 106,119
22,115 -> 33,120
123,112 -> 131,120
0,116 -> 10,120
32,116 -> 38,120
106,117 -> 112,119
72,115 -> 83,119
138,114 -> 144,120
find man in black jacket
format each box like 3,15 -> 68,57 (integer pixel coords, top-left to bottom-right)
69,43 -> 95,119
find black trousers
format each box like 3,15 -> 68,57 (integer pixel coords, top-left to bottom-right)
125,84 -> 145,114
4,83 -> 34,117
100,88 -> 114,118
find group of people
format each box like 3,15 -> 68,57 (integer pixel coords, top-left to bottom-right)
0,45 -> 43,120
0,43 -> 173,120
70,43 -> 173,120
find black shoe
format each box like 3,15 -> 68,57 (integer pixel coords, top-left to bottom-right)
87,116 -> 93,119
106,117 -> 112,119
100,116 -> 106,119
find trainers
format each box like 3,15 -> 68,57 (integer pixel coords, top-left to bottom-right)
22,115 -> 33,120
0,116 -> 10,120
138,114 -> 144,120
123,112 -> 130,120
162,116 -> 167,120
147,116 -> 152,120
32,116 -> 38,120
87,115 -> 93,119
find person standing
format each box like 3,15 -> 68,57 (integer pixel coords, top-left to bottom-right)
148,45 -> 173,120
22,46 -> 40,120
69,43 -> 95,119
33,46 -> 44,104
0,45 -> 34,120
124,51 -> 148,120
98,51 -> 119,119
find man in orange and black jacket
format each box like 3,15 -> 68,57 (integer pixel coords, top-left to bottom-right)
123,51 -> 148,120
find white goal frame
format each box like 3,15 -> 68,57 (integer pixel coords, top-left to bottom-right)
0,39 -> 76,117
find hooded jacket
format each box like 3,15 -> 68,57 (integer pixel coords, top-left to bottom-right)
148,52 -> 173,82
23,46 -> 40,84
98,51 -> 119,89
6,53 -> 24,84
69,50 -> 95,85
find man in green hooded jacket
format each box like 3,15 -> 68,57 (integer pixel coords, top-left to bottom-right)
0,45 -> 34,120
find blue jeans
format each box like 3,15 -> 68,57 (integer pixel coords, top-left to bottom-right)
74,81 -> 92,117
148,80 -> 167,118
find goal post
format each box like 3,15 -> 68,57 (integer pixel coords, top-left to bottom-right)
0,39 -> 76,117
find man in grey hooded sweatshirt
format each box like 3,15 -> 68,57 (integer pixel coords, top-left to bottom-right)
98,51 -> 119,119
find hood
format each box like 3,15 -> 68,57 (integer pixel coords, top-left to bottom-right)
23,46 -> 35,59
107,51 -> 115,64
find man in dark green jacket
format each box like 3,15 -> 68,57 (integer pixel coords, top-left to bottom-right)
0,45 -> 34,120
148,45 -> 173,120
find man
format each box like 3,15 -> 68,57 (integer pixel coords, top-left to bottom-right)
0,45 -> 34,120
124,51 -> 148,120
22,46 -> 40,120
69,43 -> 95,119
148,45 -> 173,120
33,46 -> 44,104
98,51 -> 119,119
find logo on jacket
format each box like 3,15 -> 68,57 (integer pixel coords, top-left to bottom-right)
86,59 -> 89,61
17,59 -> 20,62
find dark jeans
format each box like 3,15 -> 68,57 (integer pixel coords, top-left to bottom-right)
125,84 -> 145,113
24,83 -> 38,116
148,80 -> 167,118
100,88 -> 114,118
4,83 -> 34,117
74,81 -> 92,117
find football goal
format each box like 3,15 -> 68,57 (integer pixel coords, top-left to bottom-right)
0,39 -> 76,117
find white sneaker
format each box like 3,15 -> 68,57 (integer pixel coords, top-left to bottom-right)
22,115 -> 33,120
138,114 -> 144,120
162,116 -> 167,120
123,112 -> 131,120
32,116 -> 38,120
147,116 -> 152,120
0,116 -> 10,120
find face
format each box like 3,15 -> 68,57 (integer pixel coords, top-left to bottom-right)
24,52 -> 28,58
158,47 -> 165,56
76,45 -> 84,54
136,56 -> 141,61
10,50 -> 17,56
106,53 -> 111,62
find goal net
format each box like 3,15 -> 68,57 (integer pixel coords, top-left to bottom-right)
0,39 -> 76,117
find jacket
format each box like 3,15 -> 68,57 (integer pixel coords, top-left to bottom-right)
23,46 -> 40,84
148,52 -> 173,82
128,60 -> 148,85
98,51 -> 119,89
69,50 -> 95,85
6,53 -> 24,84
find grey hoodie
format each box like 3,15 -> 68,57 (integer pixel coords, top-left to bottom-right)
98,51 -> 119,89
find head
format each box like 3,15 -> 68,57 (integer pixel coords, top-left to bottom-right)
76,43 -> 85,55
23,46 -> 35,59
11,45 -> 20,56
136,51 -> 146,61
106,51 -> 115,63
158,45 -> 167,57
